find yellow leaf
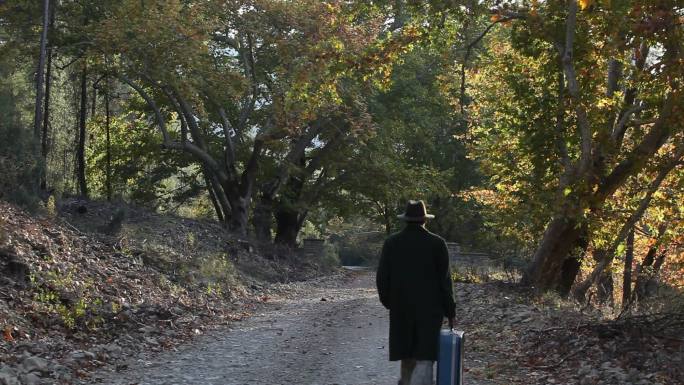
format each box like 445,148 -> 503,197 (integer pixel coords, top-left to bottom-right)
579,0 -> 593,10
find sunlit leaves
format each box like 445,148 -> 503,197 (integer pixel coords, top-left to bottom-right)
579,0 -> 594,11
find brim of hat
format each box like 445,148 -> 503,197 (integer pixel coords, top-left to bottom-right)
397,214 -> 435,220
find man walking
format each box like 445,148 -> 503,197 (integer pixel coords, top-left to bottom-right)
376,200 -> 456,385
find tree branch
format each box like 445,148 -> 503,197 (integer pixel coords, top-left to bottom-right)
218,107 -> 238,169
574,144 -> 684,298
240,138 -> 264,198
305,126 -> 347,175
560,1 -> 592,178
459,14 -> 521,116
119,74 -> 170,143
595,94 -> 675,202
612,104 -> 646,141
612,42 -> 650,149
121,74 -> 231,184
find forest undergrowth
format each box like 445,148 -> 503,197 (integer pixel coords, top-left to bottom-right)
451,265 -> 684,385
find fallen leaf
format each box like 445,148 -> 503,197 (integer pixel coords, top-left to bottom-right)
3,325 -> 14,342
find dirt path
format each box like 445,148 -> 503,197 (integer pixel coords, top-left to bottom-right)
88,271 -> 542,385
76,268 -> 684,385
91,271 -> 401,385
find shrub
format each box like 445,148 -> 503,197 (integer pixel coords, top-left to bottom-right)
335,232 -> 384,266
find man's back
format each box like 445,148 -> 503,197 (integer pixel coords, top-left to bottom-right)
379,224 -> 448,316
376,222 -> 455,362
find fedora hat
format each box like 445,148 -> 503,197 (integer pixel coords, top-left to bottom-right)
397,200 -> 435,221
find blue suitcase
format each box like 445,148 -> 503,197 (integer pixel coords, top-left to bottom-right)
437,329 -> 465,385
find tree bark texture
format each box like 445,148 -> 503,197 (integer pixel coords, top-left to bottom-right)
253,192 -> 275,242
556,223 -> 588,297
522,216 -> 584,291
274,158 -> 306,247
621,227 -> 635,308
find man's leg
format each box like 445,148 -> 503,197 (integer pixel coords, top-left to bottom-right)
400,359 -> 417,385
408,360 -> 434,385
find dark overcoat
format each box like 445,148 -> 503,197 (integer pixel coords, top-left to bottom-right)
376,223 -> 456,361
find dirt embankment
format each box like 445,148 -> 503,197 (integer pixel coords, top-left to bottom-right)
0,199 -> 335,385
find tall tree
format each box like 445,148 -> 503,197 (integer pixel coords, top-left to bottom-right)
468,1 -> 684,293
40,0 -> 56,190
76,63 -> 89,197
96,0 -> 415,236
33,0 -> 50,169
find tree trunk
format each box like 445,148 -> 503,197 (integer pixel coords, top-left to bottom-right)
558,257 -> 581,297
556,222 -> 588,297
274,160 -> 306,247
40,1 -> 55,190
635,224 -> 667,301
76,63 -> 89,198
274,207 -> 302,247
227,196 -> 249,236
33,0 -> 50,186
202,169 -> 224,223
253,193 -> 274,242
522,215 -> 584,292
383,203 -> 393,236
621,227 -> 635,308
104,80 -> 112,201
595,264 -> 614,305
91,83 -> 97,117
645,252 -> 667,296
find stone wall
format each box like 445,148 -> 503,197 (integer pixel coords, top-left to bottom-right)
447,242 -> 498,269
300,238 -> 326,257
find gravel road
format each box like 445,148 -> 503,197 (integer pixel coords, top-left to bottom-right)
93,271 -> 401,385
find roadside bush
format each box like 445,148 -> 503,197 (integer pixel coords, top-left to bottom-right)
197,253 -> 237,295
451,266 -> 486,284
317,242 -> 340,270
335,233 -> 383,266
